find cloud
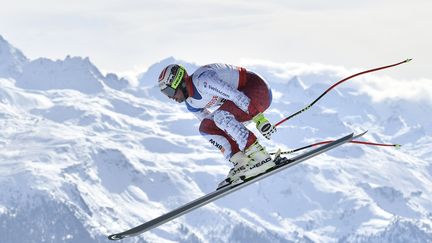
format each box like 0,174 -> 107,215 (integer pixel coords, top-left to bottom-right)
355,76 -> 432,104
240,58 -> 432,104
239,58 -> 346,80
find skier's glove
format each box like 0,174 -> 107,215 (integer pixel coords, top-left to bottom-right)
253,113 -> 276,140
234,92 -> 250,114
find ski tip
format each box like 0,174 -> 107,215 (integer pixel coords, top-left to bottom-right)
405,58 -> 413,63
394,144 -> 402,149
355,130 -> 368,137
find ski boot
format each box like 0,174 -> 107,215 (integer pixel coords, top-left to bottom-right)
240,140 -> 276,180
217,151 -> 252,189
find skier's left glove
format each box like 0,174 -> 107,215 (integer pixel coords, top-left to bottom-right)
253,113 -> 276,140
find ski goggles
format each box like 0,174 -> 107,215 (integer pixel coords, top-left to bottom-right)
161,86 -> 177,97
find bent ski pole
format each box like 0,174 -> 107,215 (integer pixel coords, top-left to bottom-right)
275,59 -> 412,127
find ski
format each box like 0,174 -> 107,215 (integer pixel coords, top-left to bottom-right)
108,131 -> 366,240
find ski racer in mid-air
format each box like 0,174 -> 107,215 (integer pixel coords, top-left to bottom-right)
158,63 -> 277,188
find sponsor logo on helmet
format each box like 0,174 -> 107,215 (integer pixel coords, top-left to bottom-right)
171,67 -> 184,89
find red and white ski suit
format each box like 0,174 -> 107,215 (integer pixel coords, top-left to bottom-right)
185,64 -> 272,159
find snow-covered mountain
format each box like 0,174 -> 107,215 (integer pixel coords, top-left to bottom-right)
1,35 -> 432,243
0,36 -> 28,79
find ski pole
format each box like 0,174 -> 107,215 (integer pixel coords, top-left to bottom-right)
271,140 -> 401,155
274,58 -> 412,127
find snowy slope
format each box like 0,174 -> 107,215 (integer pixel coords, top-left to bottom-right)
1,35 -> 432,243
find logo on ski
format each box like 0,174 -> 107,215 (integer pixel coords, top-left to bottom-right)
249,157 -> 272,170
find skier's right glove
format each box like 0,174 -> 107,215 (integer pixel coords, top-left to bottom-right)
253,113 -> 276,140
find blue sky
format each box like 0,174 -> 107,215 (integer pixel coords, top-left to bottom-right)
1,0 -> 431,81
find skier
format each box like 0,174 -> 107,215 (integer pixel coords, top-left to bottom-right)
158,63 -> 277,187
